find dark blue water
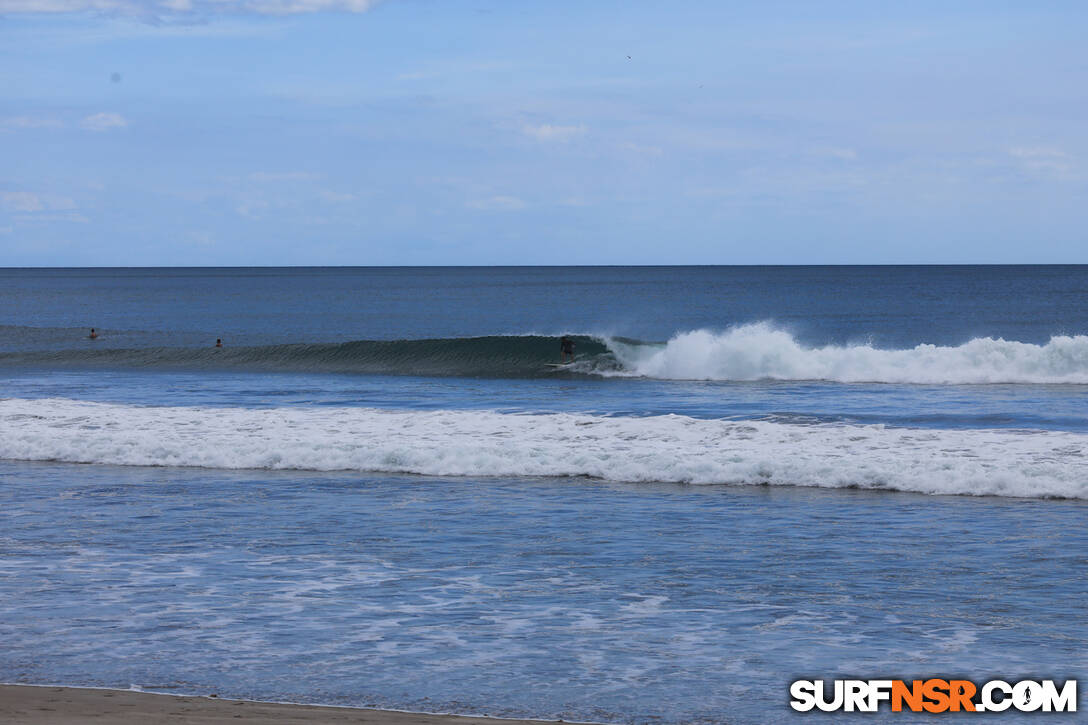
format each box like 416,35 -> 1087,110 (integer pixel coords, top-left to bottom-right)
1,266 -> 1086,722
3,265 -> 1087,348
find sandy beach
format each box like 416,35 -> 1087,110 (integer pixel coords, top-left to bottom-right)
0,685 -> 558,725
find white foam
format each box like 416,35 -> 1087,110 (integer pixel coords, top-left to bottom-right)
2,398 -> 1085,499
603,324 -> 1088,384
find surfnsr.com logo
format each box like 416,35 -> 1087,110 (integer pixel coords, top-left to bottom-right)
790,679 -> 1077,713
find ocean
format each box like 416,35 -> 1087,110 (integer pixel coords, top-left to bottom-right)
1,265 -> 1086,723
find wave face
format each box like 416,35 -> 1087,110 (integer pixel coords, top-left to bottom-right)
607,324 -> 1088,384
3,325 -> 1088,384
2,398 -> 1085,499
0,335 -> 617,378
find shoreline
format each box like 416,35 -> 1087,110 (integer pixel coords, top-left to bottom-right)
0,684 -> 586,725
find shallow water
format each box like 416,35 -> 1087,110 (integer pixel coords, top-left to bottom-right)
2,462 -> 1085,723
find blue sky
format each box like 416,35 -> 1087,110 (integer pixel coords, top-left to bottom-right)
1,1 -> 1085,265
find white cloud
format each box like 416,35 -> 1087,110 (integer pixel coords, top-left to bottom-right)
235,0 -> 379,14
17,212 -> 89,223
467,195 -> 526,211
1009,146 -> 1069,159
235,199 -> 269,218
248,171 -> 318,182
522,123 -> 586,142
319,190 -> 355,202
0,191 -> 76,212
666,129 -> 763,153
2,116 -> 63,130
811,146 -> 858,161
0,1 -> 122,10
188,230 -> 215,247
81,112 -> 128,131
396,61 -> 511,82
1008,146 -> 1075,176
0,0 -> 380,16
1,192 -> 44,212
620,142 -> 663,157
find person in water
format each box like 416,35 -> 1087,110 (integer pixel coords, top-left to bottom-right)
215,338 -> 223,347
88,328 -> 98,339
560,335 -> 575,363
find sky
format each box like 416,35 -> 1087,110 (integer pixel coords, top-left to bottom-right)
0,0 -> 1085,265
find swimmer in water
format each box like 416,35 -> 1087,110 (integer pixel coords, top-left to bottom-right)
215,338 -> 223,348
88,328 -> 98,339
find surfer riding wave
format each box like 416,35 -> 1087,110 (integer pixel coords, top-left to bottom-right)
560,335 -> 575,363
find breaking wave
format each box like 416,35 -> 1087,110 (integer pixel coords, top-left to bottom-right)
608,324 -> 1088,384
2,398 -> 1085,499
3,324 -> 1088,384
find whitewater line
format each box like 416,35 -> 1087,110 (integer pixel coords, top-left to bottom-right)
2,398 -> 1085,499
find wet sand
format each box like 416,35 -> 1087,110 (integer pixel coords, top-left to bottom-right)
0,685 -> 563,725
